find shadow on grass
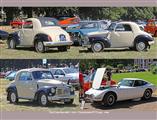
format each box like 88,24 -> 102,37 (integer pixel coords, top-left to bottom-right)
13,100 -> 78,108
91,97 -> 157,110
79,48 -> 139,53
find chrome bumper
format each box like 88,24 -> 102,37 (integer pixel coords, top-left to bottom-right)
48,94 -> 75,101
43,41 -> 73,47
148,41 -> 155,45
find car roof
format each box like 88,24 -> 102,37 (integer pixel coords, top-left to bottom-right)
18,68 -> 49,72
122,78 -> 144,81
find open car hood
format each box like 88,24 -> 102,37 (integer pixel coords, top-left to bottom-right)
92,68 -> 106,89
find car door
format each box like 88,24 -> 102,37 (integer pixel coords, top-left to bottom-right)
116,80 -> 137,101
19,20 -> 34,46
132,80 -> 147,98
15,71 -> 37,99
110,23 -> 134,48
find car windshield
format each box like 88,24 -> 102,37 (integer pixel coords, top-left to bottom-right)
63,68 -> 77,74
7,71 -> 17,77
108,23 -> 117,31
32,71 -> 54,80
80,22 -> 99,29
38,17 -> 59,27
118,79 -> 134,87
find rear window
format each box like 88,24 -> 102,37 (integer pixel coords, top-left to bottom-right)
38,17 -> 59,27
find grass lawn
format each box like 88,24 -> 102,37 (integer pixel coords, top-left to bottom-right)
0,79 -> 80,112
112,71 -> 157,85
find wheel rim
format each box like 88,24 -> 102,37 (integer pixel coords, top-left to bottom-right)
137,42 -> 145,51
37,42 -> 44,52
145,90 -> 151,99
41,94 -> 47,105
10,40 -> 14,48
11,92 -> 16,102
107,95 -> 115,105
93,43 -> 102,52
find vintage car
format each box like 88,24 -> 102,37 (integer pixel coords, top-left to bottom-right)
7,17 -> 73,53
82,21 -> 155,52
85,68 -> 157,107
68,20 -> 109,45
50,67 -> 79,88
0,30 -> 9,40
6,68 -> 75,106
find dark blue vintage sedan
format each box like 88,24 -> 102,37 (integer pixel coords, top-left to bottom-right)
0,30 -> 9,40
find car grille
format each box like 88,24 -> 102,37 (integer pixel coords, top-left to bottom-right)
56,88 -> 70,96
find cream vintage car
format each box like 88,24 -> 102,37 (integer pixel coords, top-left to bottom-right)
82,22 -> 155,52
7,17 -> 73,52
6,68 -> 75,106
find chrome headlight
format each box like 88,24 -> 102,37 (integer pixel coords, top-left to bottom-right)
51,88 -> 56,93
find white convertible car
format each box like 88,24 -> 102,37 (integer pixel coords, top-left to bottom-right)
85,68 -> 157,106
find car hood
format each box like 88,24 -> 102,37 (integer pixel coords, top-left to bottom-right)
37,79 -> 66,87
80,29 -> 99,35
92,68 -> 106,89
66,73 -> 79,79
86,30 -> 109,36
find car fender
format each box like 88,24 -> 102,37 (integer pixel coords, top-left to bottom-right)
34,86 -> 56,100
88,36 -> 111,48
134,34 -> 154,46
7,32 -> 20,45
34,33 -> 50,45
6,85 -> 18,100
103,90 -> 118,101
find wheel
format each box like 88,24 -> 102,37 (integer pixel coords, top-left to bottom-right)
64,99 -> 74,104
8,38 -> 16,49
35,41 -> 45,53
38,92 -> 48,107
8,91 -> 18,104
142,89 -> 152,100
102,93 -> 116,106
91,42 -> 104,52
58,46 -> 67,52
135,41 -> 147,51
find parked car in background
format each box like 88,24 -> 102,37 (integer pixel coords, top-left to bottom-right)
0,72 -> 6,78
82,21 -> 154,52
55,15 -> 80,27
50,67 -> 79,89
85,68 -> 157,107
0,30 -> 9,40
10,20 -> 25,29
6,68 -> 75,106
144,19 -> 157,37
7,17 -> 73,53
5,71 -> 17,81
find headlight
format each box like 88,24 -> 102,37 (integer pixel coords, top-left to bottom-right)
70,86 -> 75,92
51,88 -> 56,93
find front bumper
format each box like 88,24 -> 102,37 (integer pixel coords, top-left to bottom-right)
43,41 -> 73,47
47,94 -> 75,102
85,94 -> 102,102
148,40 -> 155,45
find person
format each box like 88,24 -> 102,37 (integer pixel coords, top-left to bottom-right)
102,68 -> 112,87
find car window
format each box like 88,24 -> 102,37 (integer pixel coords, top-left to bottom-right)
32,71 -> 54,80
115,24 -> 132,31
54,69 -> 65,75
38,17 -> 58,27
19,72 -> 32,81
119,80 -> 134,87
23,21 -> 33,29
134,80 -> 148,87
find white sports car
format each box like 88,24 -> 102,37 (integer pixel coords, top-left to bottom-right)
85,68 -> 157,106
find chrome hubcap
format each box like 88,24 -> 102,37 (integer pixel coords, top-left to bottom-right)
10,40 -> 14,48
137,42 -> 145,51
41,95 -> 47,105
11,93 -> 16,102
94,43 -> 102,52
37,42 -> 43,51
107,95 -> 114,105
145,91 -> 150,98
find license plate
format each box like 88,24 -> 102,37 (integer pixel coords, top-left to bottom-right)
60,35 -> 66,41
